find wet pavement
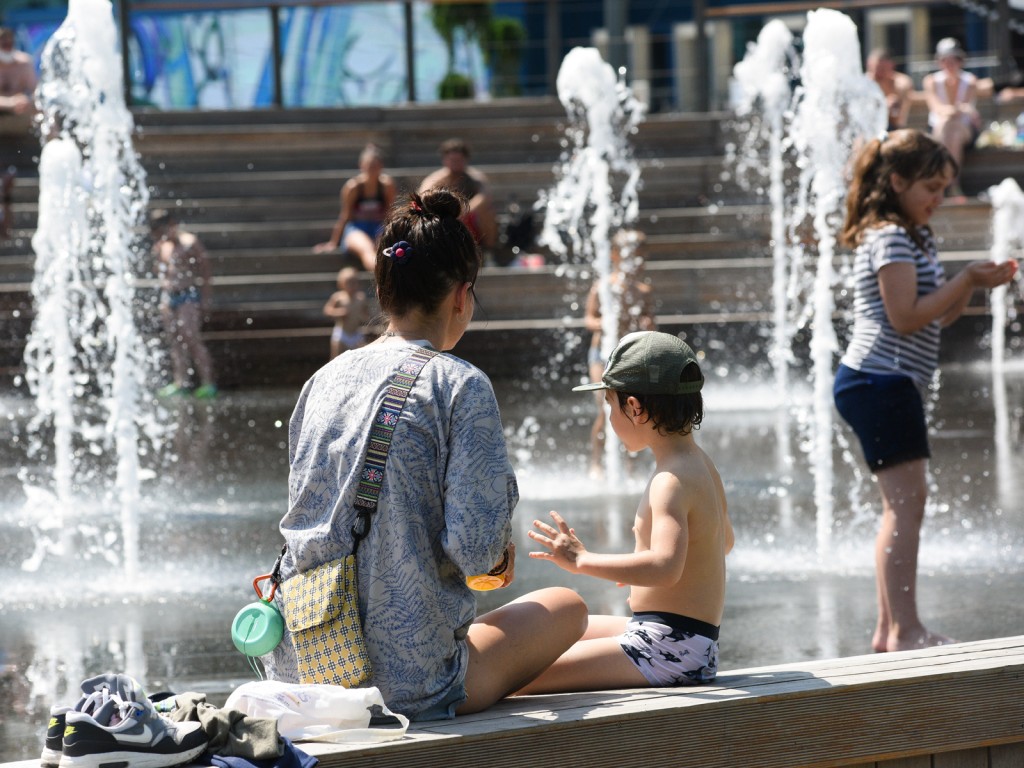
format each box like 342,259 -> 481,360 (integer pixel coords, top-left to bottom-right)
1,362 -> 1023,761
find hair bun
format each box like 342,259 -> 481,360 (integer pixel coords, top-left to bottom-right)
417,188 -> 466,220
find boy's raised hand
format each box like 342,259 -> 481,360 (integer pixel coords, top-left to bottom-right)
529,510 -> 586,573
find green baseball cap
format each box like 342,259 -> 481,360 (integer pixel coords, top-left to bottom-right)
573,331 -> 704,395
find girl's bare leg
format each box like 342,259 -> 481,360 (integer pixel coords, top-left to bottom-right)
874,459 -> 952,651
344,229 -> 377,272
456,587 -> 587,715
516,614 -> 648,695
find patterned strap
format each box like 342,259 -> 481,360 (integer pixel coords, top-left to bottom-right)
351,346 -> 439,547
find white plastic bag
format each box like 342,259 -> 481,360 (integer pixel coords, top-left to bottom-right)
224,680 -> 409,744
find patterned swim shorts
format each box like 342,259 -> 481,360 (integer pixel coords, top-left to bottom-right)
618,611 -> 719,686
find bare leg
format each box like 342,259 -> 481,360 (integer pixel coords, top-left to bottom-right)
517,614 -> 649,695
456,587 -> 586,715
932,120 -> 971,196
873,459 -> 953,651
343,229 -> 377,272
164,306 -> 190,387
177,302 -> 215,386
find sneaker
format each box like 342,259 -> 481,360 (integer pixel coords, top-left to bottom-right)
41,674 -> 154,768
157,383 -> 188,398
60,691 -> 207,768
40,706 -> 69,768
192,384 -> 218,399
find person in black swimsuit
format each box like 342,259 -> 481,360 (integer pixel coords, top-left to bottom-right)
314,143 -> 397,271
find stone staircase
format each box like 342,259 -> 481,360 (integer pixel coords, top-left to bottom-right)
1,99 -> 1021,387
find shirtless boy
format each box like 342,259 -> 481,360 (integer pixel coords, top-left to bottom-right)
151,210 -> 216,398
323,266 -> 369,359
521,331 -> 733,692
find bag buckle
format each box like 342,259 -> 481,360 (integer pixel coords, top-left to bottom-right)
253,573 -> 278,603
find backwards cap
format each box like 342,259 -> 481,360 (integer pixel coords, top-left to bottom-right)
935,38 -> 965,61
573,331 -> 704,395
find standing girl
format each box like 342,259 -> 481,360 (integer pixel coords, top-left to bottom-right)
269,188 -> 586,719
834,129 -> 1017,652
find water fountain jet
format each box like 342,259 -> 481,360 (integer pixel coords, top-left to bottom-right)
730,10 -> 885,557
20,0 -> 162,578
538,46 -> 644,484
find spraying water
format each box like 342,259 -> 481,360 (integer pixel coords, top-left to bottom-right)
731,20 -> 797,529
538,46 -> 644,483
987,178 -> 1024,374
20,0 -> 160,577
986,178 -> 1024,503
784,10 -> 886,557
730,10 -> 885,556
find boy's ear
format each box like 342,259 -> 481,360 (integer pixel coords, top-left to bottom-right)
626,395 -> 645,422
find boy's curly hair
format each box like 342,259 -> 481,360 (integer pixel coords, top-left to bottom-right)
614,361 -> 704,435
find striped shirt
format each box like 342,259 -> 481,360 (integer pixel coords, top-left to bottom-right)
839,224 -> 945,390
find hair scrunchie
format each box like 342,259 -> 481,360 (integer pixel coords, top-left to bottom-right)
383,240 -> 414,265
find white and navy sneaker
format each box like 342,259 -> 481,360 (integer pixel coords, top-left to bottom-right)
41,679 -> 130,768
58,687 -> 207,768
40,706 -> 69,768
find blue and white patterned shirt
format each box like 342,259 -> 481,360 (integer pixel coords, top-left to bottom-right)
267,340 -> 517,720
840,224 -> 945,391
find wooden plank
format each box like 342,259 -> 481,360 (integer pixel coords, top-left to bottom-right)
0,640 -> 1022,768
990,742 -> 1024,768
254,638 -> 1024,768
877,757 -> 930,768
933,748 -> 989,768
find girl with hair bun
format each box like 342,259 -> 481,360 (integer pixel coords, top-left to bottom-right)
269,188 -> 587,719
834,129 -> 1017,653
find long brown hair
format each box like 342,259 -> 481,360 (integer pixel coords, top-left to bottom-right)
840,129 -> 956,251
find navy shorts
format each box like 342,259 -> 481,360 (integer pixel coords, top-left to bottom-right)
833,364 -> 930,470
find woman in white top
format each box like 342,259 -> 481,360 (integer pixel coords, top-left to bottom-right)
922,38 -> 981,195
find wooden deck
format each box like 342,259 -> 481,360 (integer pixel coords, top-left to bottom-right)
286,635 -> 1024,768
1,639 -> 1020,768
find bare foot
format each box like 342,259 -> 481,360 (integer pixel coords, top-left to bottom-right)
872,630 -> 888,653
887,630 -> 955,652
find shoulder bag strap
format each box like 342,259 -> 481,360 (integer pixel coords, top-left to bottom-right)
351,346 -> 439,552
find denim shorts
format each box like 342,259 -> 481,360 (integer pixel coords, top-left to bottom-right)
833,364 -> 930,470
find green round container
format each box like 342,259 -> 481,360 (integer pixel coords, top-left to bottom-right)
231,599 -> 284,657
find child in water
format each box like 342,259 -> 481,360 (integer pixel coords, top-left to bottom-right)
834,129 -> 1017,651
151,210 -> 217,398
521,331 -> 733,691
583,229 -> 656,478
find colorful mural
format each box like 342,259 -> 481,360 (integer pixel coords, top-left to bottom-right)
8,2 -> 485,109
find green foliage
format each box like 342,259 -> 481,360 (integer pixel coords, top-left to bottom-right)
438,71 -> 474,100
429,2 -> 492,71
485,16 -> 526,97
430,3 -> 525,99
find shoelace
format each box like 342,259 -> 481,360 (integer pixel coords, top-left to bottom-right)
106,693 -> 145,727
79,689 -> 112,716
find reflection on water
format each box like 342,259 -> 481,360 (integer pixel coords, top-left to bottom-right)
2,365 -> 1024,760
